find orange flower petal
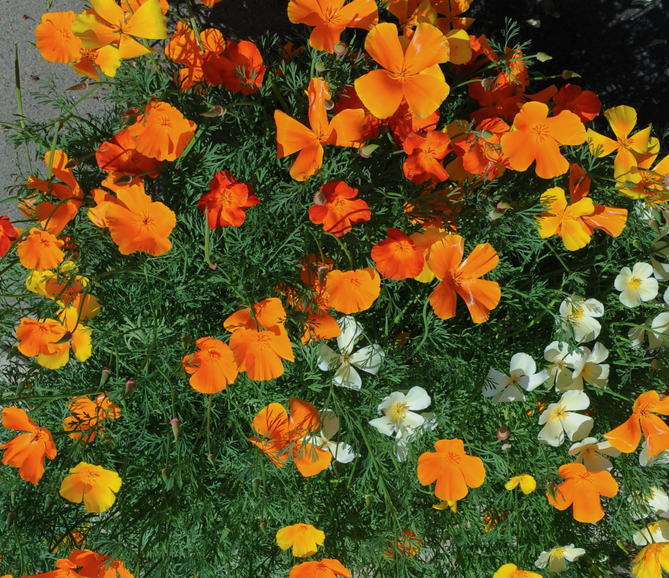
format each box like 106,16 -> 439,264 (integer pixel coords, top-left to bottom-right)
354,69 -> 404,120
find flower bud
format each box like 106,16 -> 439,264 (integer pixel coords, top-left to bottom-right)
365,494 -> 373,511
323,99 -> 334,111
170,418 -> 180,442
651,359 -> 664,370
501,443 -> 512,451
333,41 -> 348,57
259,521 -> 268,533
314,61 -> 326,72
313,190 -> 327,206
251,478 -> 260,496
100,368 -> 111,387
124,380 -> 136,396
161,467 -> 171,483
7,511 -> 15,528
207,453 -> 216,466
496,425 -> 510,441
359,144 -> 379,158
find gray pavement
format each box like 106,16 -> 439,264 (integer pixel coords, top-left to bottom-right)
0,0 -> 107,222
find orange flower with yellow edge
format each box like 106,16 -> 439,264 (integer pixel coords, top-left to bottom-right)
287,0 -> 378,53
325,268 -> 381,314
426,234 -> 500,323
276,523 -> 325,557
417,438 -> 485,501
181,337 -> 238,394
1,407 -> 57,485
618,152 -> 669,205
604,390 -> 669,457
68,549 -> 133,578
198,170 -> 260,229
308,180 -> 371,237
371,228 -> 425,281
126,101 -> 196,162
632,543 -> 669,578
289,558 -> 351,578
102,180 -> 177,256
59,462 -> 122,513
493,564 -> 542,578
275,77 -> 365,181
63,394 -> 121,442
72,0 -> 167,60
249,398 -> 331,477
546,462 -> 618,523
536,164 -> 627,251
27,267 -> 101,322
354,22 -> 450,120
500,101 -> 586,179
587,105 -> 659,184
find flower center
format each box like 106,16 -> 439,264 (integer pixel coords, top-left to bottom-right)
570,306 -> 584,321
389,401 -> 408,421
552,405 -> 567,420
552,548 -> 565,559
628,276 -> 642,290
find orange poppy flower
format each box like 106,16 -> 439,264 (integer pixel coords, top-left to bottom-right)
224,298 -> 287,333
426,235 -> 500,323
181,337 -> 238,394
71,45 -> 122,80
604,390 -> 669,457
333,85 -> 384,141
249,398 -> 331,476
371,228 -> 425,281
417,438 -> 485,501
586,105 -> 658,184
552,84 -> 601,125
287,0 -> 378,53
403,130 -> 452,184
72,0 -> 167,60
21,559 -> 81,578
67,549 -> 133,578
126,101 -> 196,162
308,181 -> 371,236
26,150 -> 84,236
302,311 -> 341,344
202,40 -> 266,94
35,12 -> 83,63
0,216 -> 18,257
63,394 -> 121,442
276,523 -> 325,557
1,407 -> 57,485
229,327 -> 294,381
546,462 -> 618,523
536,164 -> 627,251
96,128 -> 163,178
198,170 -> 260,229
17,229 -> 65,271
354,22 -> 450,120
618,153 -> 669,204
500,101 -> 586,179
493,564 -> 542,578
325,268 -> 381,314
59,461 -> 122,513
103,180 -> 177,256
289,559 -> 351,578
632,543 -> 669,578
409,227 -> 448,282
388,100 -> 439,145
451,117 -> 511,181
275,77 -> 365,181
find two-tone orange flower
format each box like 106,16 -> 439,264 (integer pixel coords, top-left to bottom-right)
402,130 -> 452,184
63,394 -> 121,442
67,549 -> 133,578
275,77 -> 365,181
287,0 -> 378,53
17,229 -> 65,271
59,462 -> 122,513
1,407 -> 57,484
198,171 -> 260,229
126,101 -> 196,162
249,398 -> 331,477
417,439 -> 485,501
289,559 -> 351,578
325,268 -> 381,314
604,391 -> 669,457
96,128 -> 163,178
354,23 -> 450,120
308,181 -> 370,236
536,164 -> 627,251
181,337 -> 238,393
500,101 -> 586,179
371,228 -> 425,281
426,235 -> 500,323
546,462 -> 618,523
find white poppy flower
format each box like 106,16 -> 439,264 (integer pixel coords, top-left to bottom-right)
535,545 -> 585,573
394,413 -> 437,462
315,410 -> 356,464
615,263 -> 659,307
630,487 -> 669,520
650,312 -> 669,349
653,257 -> 669,281
633,520 -> 669,546
564,342 -> 610,389
640,439 -> 669,467
568,437 -> 620,471
538,390 -> 593,447
317,316 -> 384,390
559,298 -> 604,342
483,353 -> 549,403
544,341 -> 576,392
629,317 -> 666,350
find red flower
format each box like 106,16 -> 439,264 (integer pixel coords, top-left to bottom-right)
203,40 -> 265,94
403,130 -> 452,184
0,216 -> 18,257
308,181 -> 371,237
198,171 -> 260,229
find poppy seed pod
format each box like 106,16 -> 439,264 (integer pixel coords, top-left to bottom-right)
170,417 -> 180,441
333,41 -> 348,57
124,380 -> 136,396
100,368 -> 111,387
497,425 -> 510,441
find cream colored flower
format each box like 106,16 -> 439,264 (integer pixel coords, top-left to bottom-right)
484,353 -> 548,403
559,297 -> 604,342
568,437 -> 620,471
615,263 -> 659,307
565,342 -> 610,389
538,390 -> 593,447
535,544 -> 585,573
634,520 -> 669,546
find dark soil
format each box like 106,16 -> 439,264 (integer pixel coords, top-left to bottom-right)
200,0 -> 669,130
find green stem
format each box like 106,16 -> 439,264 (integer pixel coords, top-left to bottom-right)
14,45 -> 32,173
46,121 -> 61,179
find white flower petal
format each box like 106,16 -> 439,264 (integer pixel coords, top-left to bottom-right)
317,344 -> 340,370
573,315 -> 601,343
404,386 -> 431,411
337,316 -> 362,354
583,298 -> 605,317
369,416 -> 395,436
401,411 -> 425,431
378,392 -> 405,415
523,369 -> 550,391
544,340 -> 569,363
632,262 -> 654,279
510,352 -> 536,375
589,342 -> 609,363
596,441 -> 621,457
538,419 -> 565,447
614,267 -> 632,291
333,363 -> 362,390
562,412 -> 593,441
319,410 -> 340,438
494,385 -> 525,403
562,546 -> 586,562
349,344 -> 384,375
549,555 -> 568,573
620,288 -> 642,308
582,451 -> 613,472
534,552 -> 551,569
328,441 -> 356,463
561,389 -> 590,411
568,437 -> 597,455
637,278 -> 659,302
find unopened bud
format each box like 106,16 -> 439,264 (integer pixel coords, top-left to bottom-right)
313,190 -> 327,206
323,99 -> 334,111
182,334 -> 192,349
161,467 -> 171,483
124,379 -> 136,396
561,70 -> 581,79
333,41 -> 348,57
364,494 -> 373,511
7,512 -> 15,528
52,331 -> 74,344
64,158 -> 78,169
359,144 -> 379,158
10,491 -> 16,507
170,418 -> 180,442
501,443 -> 512,451
100,368 -> 111,387
496,425 -> 510,441
479,130 -> 493,139
66,80 -> 89,91
536,52 -> 552,62
207,453 -> 216,466
314,61 -> 326,73
200,105 -> 226,117
114,174 -> 133,185
317,265 -> 329,286
259,521 -> 268,533
209,262 -> 218,270
251,478 -> 260,496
